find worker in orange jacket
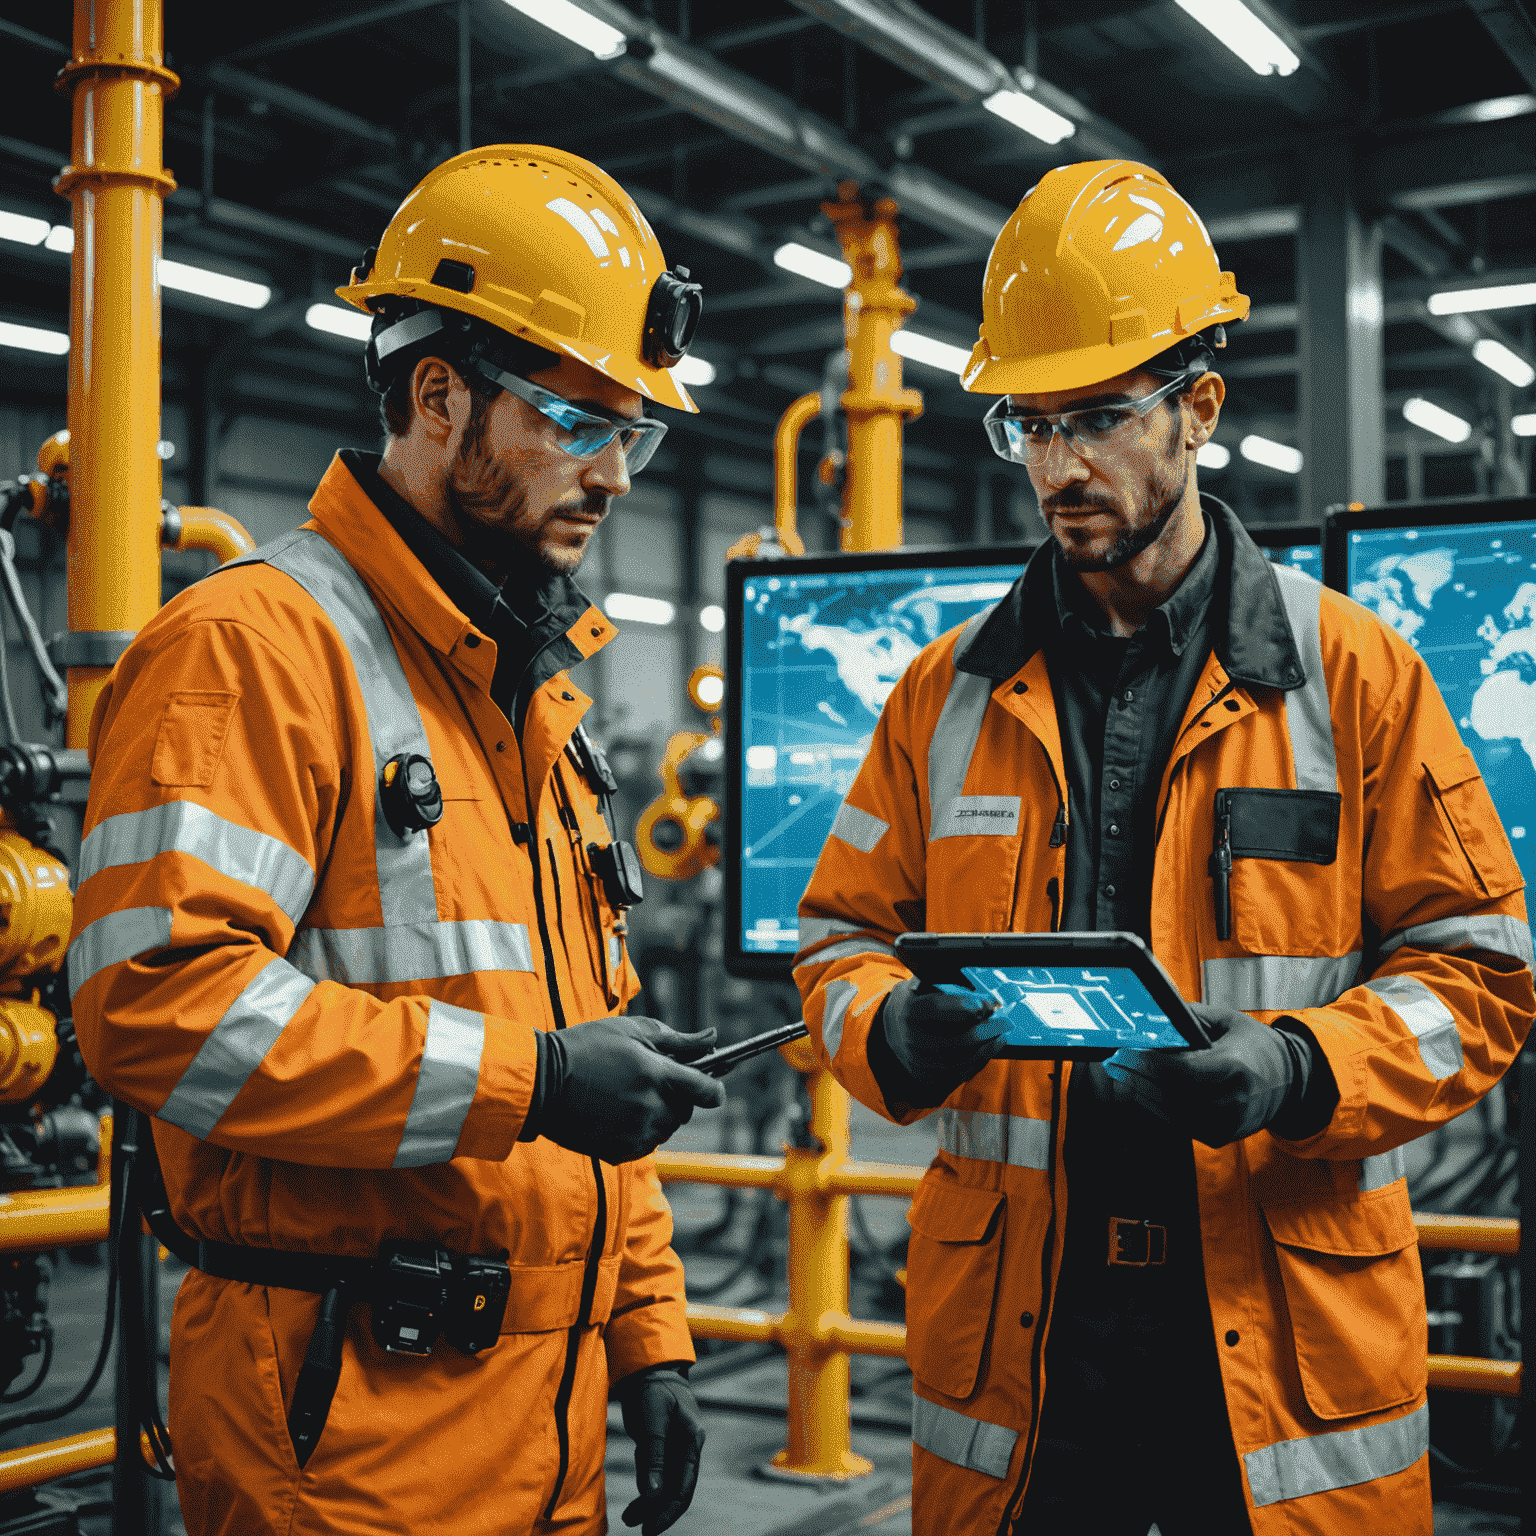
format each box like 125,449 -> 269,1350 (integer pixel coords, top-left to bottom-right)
70,147 -> 726,1536
795,160 -> 1532,1536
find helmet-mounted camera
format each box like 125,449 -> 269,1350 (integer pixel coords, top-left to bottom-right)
642,267 -> 703,369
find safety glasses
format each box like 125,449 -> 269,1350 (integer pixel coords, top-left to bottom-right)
479,365 -> 669,475
983,373 -> 1190,465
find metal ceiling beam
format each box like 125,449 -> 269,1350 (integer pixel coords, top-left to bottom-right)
1466,0 -> 1536,90
204,65 -> 398,150
0,19 -> 66,55
784,0 -> 1151,163
220,0 -> 451,64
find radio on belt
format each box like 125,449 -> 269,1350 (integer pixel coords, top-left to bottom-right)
370,1242 -> 511,1357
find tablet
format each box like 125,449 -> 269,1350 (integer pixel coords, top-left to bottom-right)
893,932 -> 1213,1060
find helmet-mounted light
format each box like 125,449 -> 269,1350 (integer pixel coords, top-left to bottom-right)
643,267 -> 703,369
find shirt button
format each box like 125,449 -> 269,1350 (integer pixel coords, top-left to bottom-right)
1019,1311 -> 1035,1328
1122,689 -> 1134,703
1105,884 -> 1117,897
1012,681 -> 1027,694
1225,1330 -> 1241,1346
1108,824 -> 1120,836
464,633 -> 481,649
561,691 -> 574,702
496,741 -> 507,752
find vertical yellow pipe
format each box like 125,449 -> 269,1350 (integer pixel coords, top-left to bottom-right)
771,1063 -> 874,1480
824,183 -> 922,555
56,0 -> 179,748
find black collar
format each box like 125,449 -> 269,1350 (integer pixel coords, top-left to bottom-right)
957,494 -> 1305,692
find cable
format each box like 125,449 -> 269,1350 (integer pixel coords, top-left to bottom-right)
0,1331 -> 53,1403
0,596 -> 18,745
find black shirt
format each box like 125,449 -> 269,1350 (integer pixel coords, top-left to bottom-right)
339,449 -> 595,735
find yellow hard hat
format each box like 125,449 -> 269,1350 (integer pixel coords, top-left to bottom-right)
337,145 -> 701,412
962,160 -> 1249,396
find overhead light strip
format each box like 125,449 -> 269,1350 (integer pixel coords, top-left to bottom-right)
1403,397 -> 1471,444
1428,282 -> 1536,316
500,0 -> 626,58
1173,0 -> 1300,77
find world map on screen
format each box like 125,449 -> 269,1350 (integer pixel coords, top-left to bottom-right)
739,561 -> 1026,955
1347,518 -> 1536,887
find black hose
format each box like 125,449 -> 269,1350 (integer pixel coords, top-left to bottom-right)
0,597 -> 20,746
0,1331 -> 53,1403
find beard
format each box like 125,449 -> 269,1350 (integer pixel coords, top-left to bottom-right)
1043,413 -> 1189,572
444,392 -> 607,581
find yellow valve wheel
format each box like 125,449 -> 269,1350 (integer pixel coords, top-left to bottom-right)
0,996 -> 58,1103
0,833 -> 72,979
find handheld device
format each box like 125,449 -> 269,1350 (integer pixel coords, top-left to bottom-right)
685,1021 -> 810,1077
894,932 -> 1213,1061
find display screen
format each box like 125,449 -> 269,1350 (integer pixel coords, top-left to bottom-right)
1345,516 -> 1536,887
736,557 -> 1028,958
938,965 -> 1187,1049
1264,542 -> 1321,576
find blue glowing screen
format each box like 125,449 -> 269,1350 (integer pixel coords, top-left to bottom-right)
738,560 -> 1026,956
1347,517 -> 1536,887
937,966 -> 1187,1049
1263,542 -> 1321,575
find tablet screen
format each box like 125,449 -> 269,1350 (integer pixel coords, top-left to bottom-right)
939,965 -> 1189,1050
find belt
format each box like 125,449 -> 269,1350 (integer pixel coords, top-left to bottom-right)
196,1239 -> 375,1295
1106,1216 -> 1167,1266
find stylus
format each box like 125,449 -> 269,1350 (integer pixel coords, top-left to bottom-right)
684,1021 -> 811,1077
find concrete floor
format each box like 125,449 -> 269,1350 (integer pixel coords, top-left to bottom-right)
0,1091 -> 1520,1534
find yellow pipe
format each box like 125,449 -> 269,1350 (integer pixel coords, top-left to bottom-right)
656,1150 -> 784,1189
0,1111 -> 111,1253
0,1428 -> 115,1495
163,506 -> 257,566
824,183 -> 922,555
772,394 -> 819,557
1412,1212 -> 1519,1255
1427,1355 -> 1522,1397
56,0 -> 180,748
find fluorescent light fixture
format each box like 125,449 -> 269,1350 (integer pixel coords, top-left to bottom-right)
1513,413 -> 1536,438
1428,282 -> 1536,316
0,320 -> 69,356
604,592 -> 676,626
1472,338 -> 1536,388
981,89 -> 1075,144
161,259 -> 270,309
1403,397 -> 1471,444
306,302 -> 373,342
671,354 -> 717,387
1196,441 -> 1231,469
0,211 -> 50,246
1239,434 -> 1302,474
698,604 -> 725,633
44,225 -> 74,253
1174,0 -> 1300,77
891,329 -> 972,376
695,673 -> 725,707
500,0 -> 626,58
773,241 -> 851,290
1463,93 -> 1536,124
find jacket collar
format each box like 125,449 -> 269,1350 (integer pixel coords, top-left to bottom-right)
957,493 -> 1305,692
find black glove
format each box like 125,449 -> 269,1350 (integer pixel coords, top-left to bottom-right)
1100,1003 -> 1327,1148
521,1017 -> 725,1164
870,977 -> 1005,1108
615,1365 -> 704,1536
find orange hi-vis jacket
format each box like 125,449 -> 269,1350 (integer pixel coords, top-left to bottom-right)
70,454 -> 690,1536
795,508 -> 1533,1536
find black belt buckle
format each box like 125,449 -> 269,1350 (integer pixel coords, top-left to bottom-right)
1107,1217 -> 1167,1267
444,1255 -> 511,1356
370,1242 -> 452,1355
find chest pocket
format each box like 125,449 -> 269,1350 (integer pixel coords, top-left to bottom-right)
1219,787 -> 1348,956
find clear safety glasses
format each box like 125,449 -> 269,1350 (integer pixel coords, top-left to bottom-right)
490,368 -> 669,475
983,373 -> 1190,466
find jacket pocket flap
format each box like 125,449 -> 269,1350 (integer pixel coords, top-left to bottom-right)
908,1180 -> 1003,1245
1424,748 -> 1480,794
1263,1192 -> 1417,1257
1224,788 -> 1341,865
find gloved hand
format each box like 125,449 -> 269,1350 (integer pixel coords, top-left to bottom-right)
528,1017 -> 726,1164
876,977 -> 1005,1107
616,1366 -> 705,1536
1100,1002 -> 1313,1148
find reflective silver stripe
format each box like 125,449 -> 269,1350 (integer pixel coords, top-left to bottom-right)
1201,953 -> 1361,1011
1244,1401 -> 1429,1508
1270,566 -> 1338,793
829,802 -> 889,854
794,936 -> 897,973
931,795 -> 1021,841
822,978 -> 857,1057
911,1393 -> 1017,1479
258,530 -> 439,929
1359,1145 -> 1408,1192
608,935 -> 621,974
798,917 -> 866,947
393,999 -> 485,1167
287,920 -> 535,985
78,801 -> 315,928
927,613 -> 996,843
936,1107 -> 1050,1171
1381,914 -> 1533,969
67,906 -> 174,1001
158,959 -> 317,1139
1366,975 -> 1462,1079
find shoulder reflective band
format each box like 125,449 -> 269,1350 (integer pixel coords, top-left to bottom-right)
1269,566 -> 1338,794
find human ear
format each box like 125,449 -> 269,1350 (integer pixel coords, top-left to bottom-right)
409,357 -> 464,446
1185,370 -> 1225,447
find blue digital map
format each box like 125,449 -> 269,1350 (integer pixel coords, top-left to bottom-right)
938,965 -> 1186,1049
739,561 -> 1025,955
1347,518 -> 1536,888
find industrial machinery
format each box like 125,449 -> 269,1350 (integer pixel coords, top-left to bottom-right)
635,665 -> 726,886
